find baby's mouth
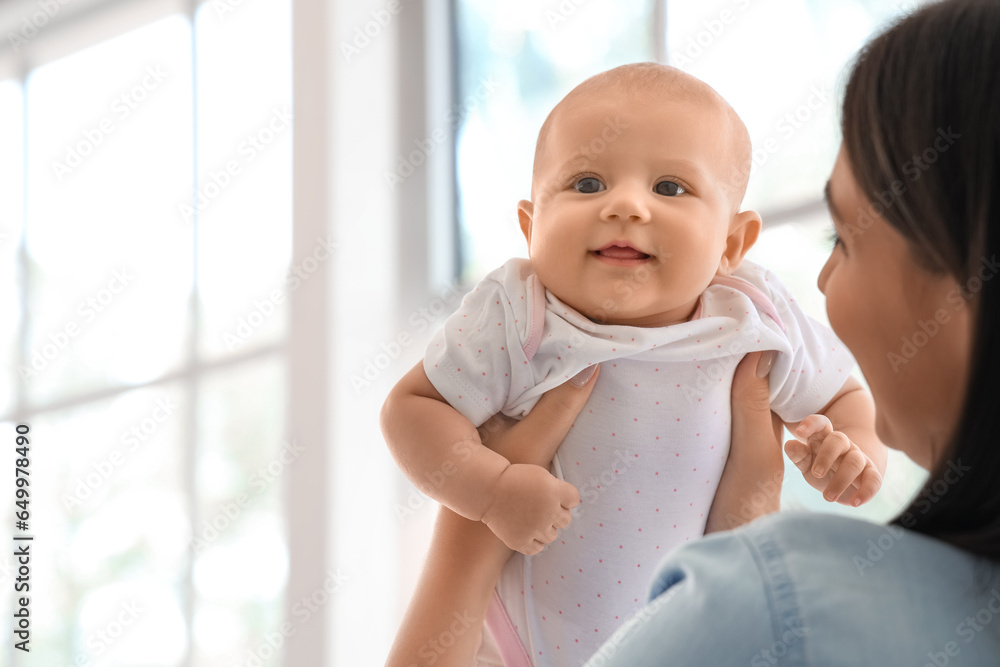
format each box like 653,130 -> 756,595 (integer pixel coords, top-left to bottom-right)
593,244 -> 651,260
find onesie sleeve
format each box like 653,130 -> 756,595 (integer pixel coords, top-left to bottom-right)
755,265 -> 857,423
423,266 -> 531,427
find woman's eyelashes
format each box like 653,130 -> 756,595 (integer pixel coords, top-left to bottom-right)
572,176 -> 687,196
827,227 -> 843,251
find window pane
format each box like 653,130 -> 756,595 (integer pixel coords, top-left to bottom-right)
193,356 -> 287,666
0,79 -> 23,415
24,16 -> 193,403
667,0 -> 931,212
453,0 -> 656,281
195,0 -> 293,361
28,382 -> 188,665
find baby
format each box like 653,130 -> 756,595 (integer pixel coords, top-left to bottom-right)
381,63 -> 887,666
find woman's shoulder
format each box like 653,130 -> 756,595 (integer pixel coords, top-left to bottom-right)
594,511 -> 1000,666
683,510 -> 997,607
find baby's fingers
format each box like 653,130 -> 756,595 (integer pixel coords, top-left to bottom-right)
846,464 -> 883,507
559,480 -> 580,510
811,431 -> 852,478
523,540 -> 545,556
822,448 -> 868,502
784,439 -> 814,474
793,414 -> 834,445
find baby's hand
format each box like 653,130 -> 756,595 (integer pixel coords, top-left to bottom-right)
784,414 -> 883,507
480,463 -> 580,555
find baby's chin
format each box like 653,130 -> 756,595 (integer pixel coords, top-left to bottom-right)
571,297 -> 699,328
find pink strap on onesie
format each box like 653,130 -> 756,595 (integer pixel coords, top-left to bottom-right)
695,274 -> 787,332
484,589 -> 533,667
521,273 -> 547,361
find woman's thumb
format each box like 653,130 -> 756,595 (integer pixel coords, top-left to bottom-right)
732,351 -> 774,412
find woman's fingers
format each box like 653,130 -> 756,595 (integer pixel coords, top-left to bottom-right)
502,364 -> 601,467
730,350 -> 784,460
732,350 -> 775,414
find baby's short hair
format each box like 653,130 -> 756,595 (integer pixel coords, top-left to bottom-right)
531,63 -> 752,210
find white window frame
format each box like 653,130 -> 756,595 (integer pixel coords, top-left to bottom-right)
1,1 -> 290,665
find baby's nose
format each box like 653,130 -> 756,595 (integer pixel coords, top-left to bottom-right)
601,188 -> 651,223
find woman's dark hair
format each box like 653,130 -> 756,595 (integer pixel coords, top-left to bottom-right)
842,0 -> 1000,559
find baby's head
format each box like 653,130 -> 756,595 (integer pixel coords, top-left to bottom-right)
518,63 -> 761,327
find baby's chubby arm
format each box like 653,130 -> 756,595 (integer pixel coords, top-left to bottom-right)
380,361 -> 582,554
783,376 -> 889,506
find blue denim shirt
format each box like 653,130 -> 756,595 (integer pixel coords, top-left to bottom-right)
585,512 -> 1000,666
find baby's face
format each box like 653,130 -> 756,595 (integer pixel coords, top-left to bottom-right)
519,93 -> 743,327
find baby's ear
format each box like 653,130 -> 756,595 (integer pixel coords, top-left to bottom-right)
718,210 -> 762,275
517,200 -> 534,247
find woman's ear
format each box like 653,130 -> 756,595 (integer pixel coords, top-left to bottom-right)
518,200 -> 534,247
719,210 -> 762,275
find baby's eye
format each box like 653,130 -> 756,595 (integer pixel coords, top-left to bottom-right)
654,181 -> 686,197
575,177 -> 605,194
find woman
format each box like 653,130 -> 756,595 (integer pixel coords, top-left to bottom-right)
385,0 -> 1000,663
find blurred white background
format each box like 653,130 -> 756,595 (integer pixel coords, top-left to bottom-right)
0,0 -> 929,665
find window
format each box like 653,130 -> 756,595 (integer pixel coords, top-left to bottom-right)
1,1 -> 292,664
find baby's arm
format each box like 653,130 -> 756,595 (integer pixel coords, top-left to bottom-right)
381,361 -> 580,554
783,376 -> 888,505
383,367 -> 600,667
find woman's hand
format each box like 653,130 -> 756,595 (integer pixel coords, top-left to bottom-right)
705,351 -> 785,533
477,364 -> 601,469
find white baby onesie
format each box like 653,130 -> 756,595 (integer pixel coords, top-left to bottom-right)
424,257 -> 856,667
